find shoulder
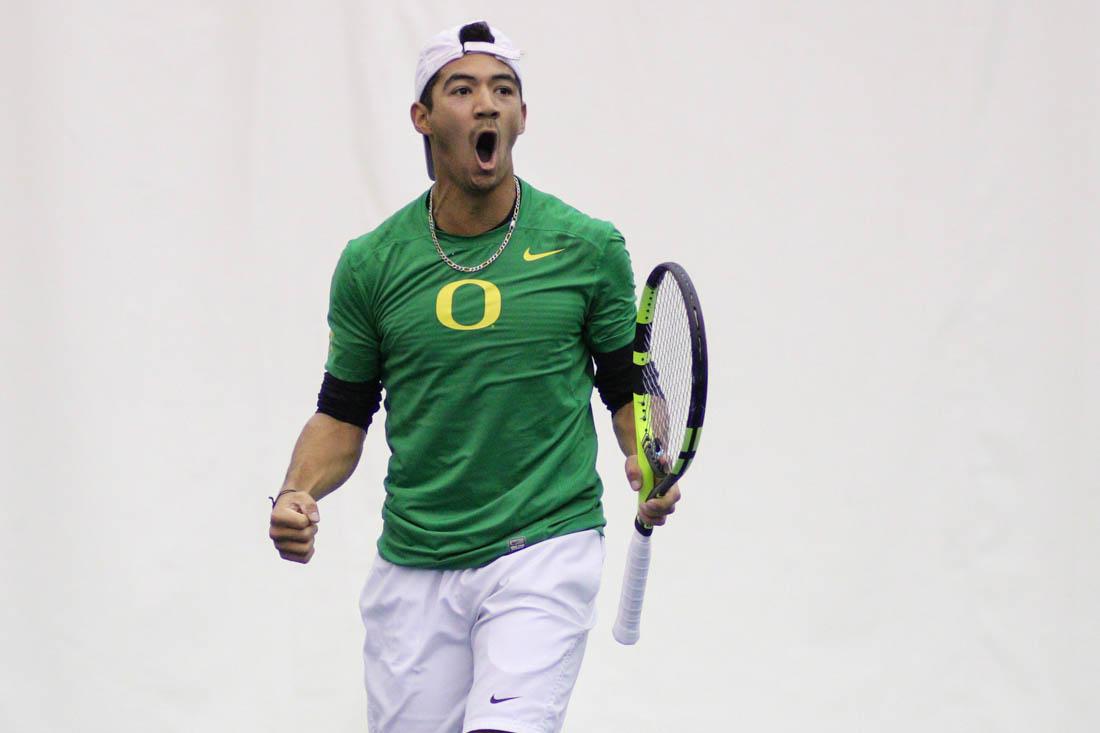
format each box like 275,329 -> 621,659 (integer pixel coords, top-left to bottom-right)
519,179 -> 624,254
340,191 -> 430,271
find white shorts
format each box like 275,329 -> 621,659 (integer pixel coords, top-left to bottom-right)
359,529 -> 604,733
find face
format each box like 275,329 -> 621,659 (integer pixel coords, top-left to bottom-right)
412,53 -> 526,192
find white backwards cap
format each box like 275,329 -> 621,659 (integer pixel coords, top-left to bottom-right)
414,21 -> 523,180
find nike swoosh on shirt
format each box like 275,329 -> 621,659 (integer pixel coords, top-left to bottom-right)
490,695 -> 521,704
523,247 -> 565,261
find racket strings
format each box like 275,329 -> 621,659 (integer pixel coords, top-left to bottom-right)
641,276 -> 693,477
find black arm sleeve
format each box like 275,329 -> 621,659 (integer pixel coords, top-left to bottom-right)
316,372 -> 383,430
592,344 -> 634,413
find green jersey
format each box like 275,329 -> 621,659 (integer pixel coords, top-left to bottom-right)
325,179 -> 636,569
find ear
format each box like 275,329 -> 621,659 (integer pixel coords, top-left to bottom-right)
517,102 -> 527,136
411,102 -> 431,135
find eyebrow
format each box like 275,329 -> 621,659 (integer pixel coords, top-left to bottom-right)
441,72 -> 519,88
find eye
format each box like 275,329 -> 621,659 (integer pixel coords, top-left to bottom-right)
496,86 -> 514,96
452,86 -> 471,96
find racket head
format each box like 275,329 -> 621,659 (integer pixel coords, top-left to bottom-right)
632,262 -> 708,505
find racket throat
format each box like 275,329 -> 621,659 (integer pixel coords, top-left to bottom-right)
633,393 -> 657,499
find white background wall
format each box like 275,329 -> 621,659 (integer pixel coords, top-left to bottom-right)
3,1 -> 1097,731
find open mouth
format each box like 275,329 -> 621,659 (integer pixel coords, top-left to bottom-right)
475,131 -> 498,166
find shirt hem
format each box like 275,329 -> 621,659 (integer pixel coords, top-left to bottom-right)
378,514 -> 606,570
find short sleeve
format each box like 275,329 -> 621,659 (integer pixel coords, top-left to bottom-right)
584,227 -> 637,353
324,246 -> 381,382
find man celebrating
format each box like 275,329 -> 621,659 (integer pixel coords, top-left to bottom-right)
268,21 -> 679,733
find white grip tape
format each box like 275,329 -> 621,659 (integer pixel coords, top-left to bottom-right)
612,528 -> 653,645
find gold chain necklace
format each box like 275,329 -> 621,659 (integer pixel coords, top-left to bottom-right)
428,177 -> 521,273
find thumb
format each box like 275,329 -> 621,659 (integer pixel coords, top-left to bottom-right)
288,492 -> 321,524
624,455 -> 642,492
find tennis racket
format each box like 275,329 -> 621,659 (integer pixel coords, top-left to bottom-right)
612,262 -> 708,645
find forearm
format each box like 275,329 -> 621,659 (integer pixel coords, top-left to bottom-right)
281,412 -> 366,501
611,402 -> 636,457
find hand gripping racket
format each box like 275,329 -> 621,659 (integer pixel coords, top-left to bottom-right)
612,262 -> 708,645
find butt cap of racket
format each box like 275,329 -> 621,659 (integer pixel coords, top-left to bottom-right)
612,622 -> 640,646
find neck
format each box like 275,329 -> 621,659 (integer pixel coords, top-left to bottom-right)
430,174 -> 517,236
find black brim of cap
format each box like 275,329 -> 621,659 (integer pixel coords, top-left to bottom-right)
423,135 -> 435,180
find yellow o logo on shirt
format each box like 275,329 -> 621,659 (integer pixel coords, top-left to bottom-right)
435,279 -> 501,331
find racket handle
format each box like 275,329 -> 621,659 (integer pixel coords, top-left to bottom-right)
612,520 -> 653,645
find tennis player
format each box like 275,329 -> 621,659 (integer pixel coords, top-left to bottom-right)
267,20 -> 680,733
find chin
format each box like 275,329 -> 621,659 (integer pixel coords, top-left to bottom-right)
465,168 -> 509,192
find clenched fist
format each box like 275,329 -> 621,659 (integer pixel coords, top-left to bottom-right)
269,490 -> 321,564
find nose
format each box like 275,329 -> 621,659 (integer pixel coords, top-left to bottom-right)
473,86 -> 500,119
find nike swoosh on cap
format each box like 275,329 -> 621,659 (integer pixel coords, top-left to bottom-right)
490,694 -> 521,704
523,246 -> 565,261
